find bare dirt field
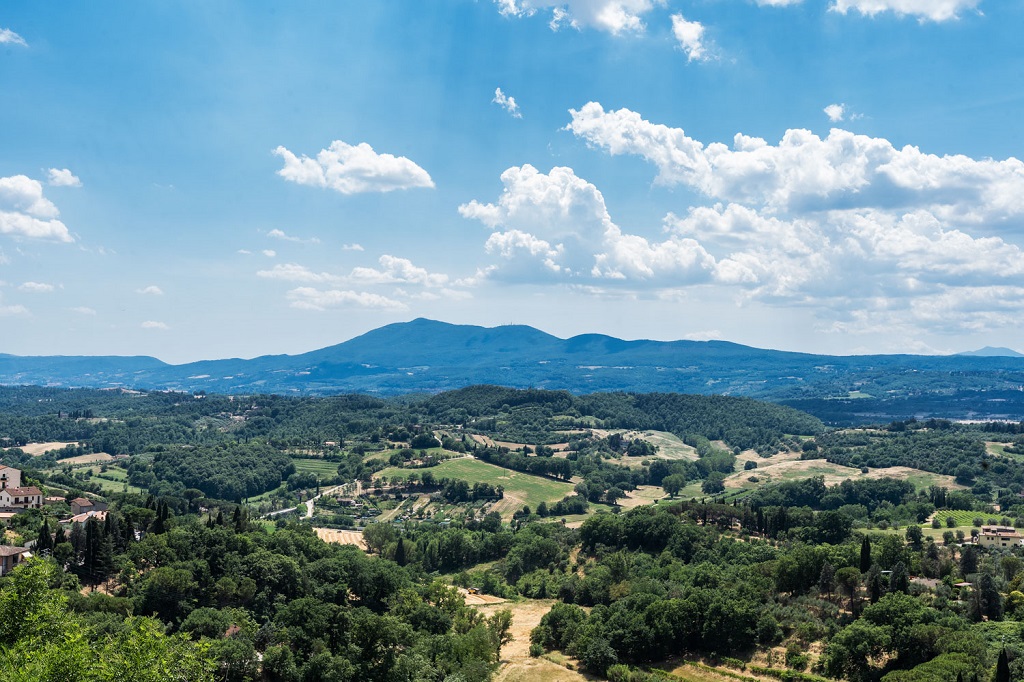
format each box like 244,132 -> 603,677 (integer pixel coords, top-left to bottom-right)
313,528 -> 367,550
20,442 -> 79,456
57,452 -> 114,466
617,485 -> 666,509
476,599 -> 588,682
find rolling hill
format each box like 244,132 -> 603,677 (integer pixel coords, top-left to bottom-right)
3,318 -> 1024,423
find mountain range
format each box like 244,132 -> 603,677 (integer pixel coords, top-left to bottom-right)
3,318 -> 1024,423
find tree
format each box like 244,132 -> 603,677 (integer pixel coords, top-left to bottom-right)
487,609 -> 514,660
860,535 -> 872,573
702,472 -> 726,495
36,518 -> 53,554
995,648 -> 1010,682
836,567 -> 861,613
604,487 -> 626,506
363,523 -> 396,555
905,525 -> 923,548
961,545 -> 979,576
978,573 -> 1003,621
818,561 -> 837,600
866,564 -> 884,603
662,474 -> 686,497
889,561 -> 909,594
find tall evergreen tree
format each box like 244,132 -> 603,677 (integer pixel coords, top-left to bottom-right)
860,535 -> 872,573
996,648 -> 1011,682
889,562 -> 910,594
961,545 -> 979,576
36,518 -> 53,553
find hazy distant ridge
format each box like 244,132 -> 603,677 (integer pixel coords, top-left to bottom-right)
2,319 -> 1024,422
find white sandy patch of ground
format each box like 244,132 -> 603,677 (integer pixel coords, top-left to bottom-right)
314,528 -> 367,550
19,442 -> 79,456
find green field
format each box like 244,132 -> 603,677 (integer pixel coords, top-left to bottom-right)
378,457 -> 576,514
83,465 -> 144,494
291,457 -> 341,478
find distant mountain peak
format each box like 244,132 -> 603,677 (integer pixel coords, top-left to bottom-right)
956,346 -> 1024,358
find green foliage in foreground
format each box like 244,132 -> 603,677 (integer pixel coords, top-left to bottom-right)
0,560 -> 215,681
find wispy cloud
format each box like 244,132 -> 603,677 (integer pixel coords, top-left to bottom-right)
18,282 -> 54,293
493,88 -> 522,118
0,29 -> 27,47
268,228 -> 320,244
137,285 -> 163,296
141,320 -> 169,330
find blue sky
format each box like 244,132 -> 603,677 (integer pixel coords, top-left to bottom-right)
3,0 -> 1024,363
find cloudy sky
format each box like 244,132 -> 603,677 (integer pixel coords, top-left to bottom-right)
3,0 -> 1023,363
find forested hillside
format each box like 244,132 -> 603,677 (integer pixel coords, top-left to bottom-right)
2,385 -> 1024,680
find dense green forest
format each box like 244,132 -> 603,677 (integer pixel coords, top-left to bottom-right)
3,385 -> 1024,681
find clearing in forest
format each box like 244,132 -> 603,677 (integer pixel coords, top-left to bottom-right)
314,528 -> 367,550
19,441 -> 79,456
378,458 -> 576,519
723,458 -> 964,493
476,599 -> 587,682
56,452 -> 114,466
291,458 -> 341,478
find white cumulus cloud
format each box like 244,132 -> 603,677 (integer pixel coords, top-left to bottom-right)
137,285 -> 163,296
46,168 -> 82,188
461,164 -> 720,283
567,101 -> 1024,227
273,140 -> 434,195
465,101 -> 1024,336
141,321 -> 169,330
493,88 -> 523,118
831,0 -> 981,21
824,103 -> 845,122
0,175 -> 74,242
349,255 -> 450,288
670,14 -> 710,62
342,243 -> 364,251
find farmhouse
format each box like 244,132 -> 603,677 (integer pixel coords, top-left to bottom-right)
61,509 -> 108,526
0,485 -> 43,511
0,546 -> 31,576
0,464 -> 22,490
0,466 -> 43,511
976,525 -> 1024,549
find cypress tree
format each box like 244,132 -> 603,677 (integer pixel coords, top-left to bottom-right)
890,561 -> 910,594
996,648 -> 1010,682
394,537 -> 407,566
860,535 -> 872,573
36,518 -> 52,553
